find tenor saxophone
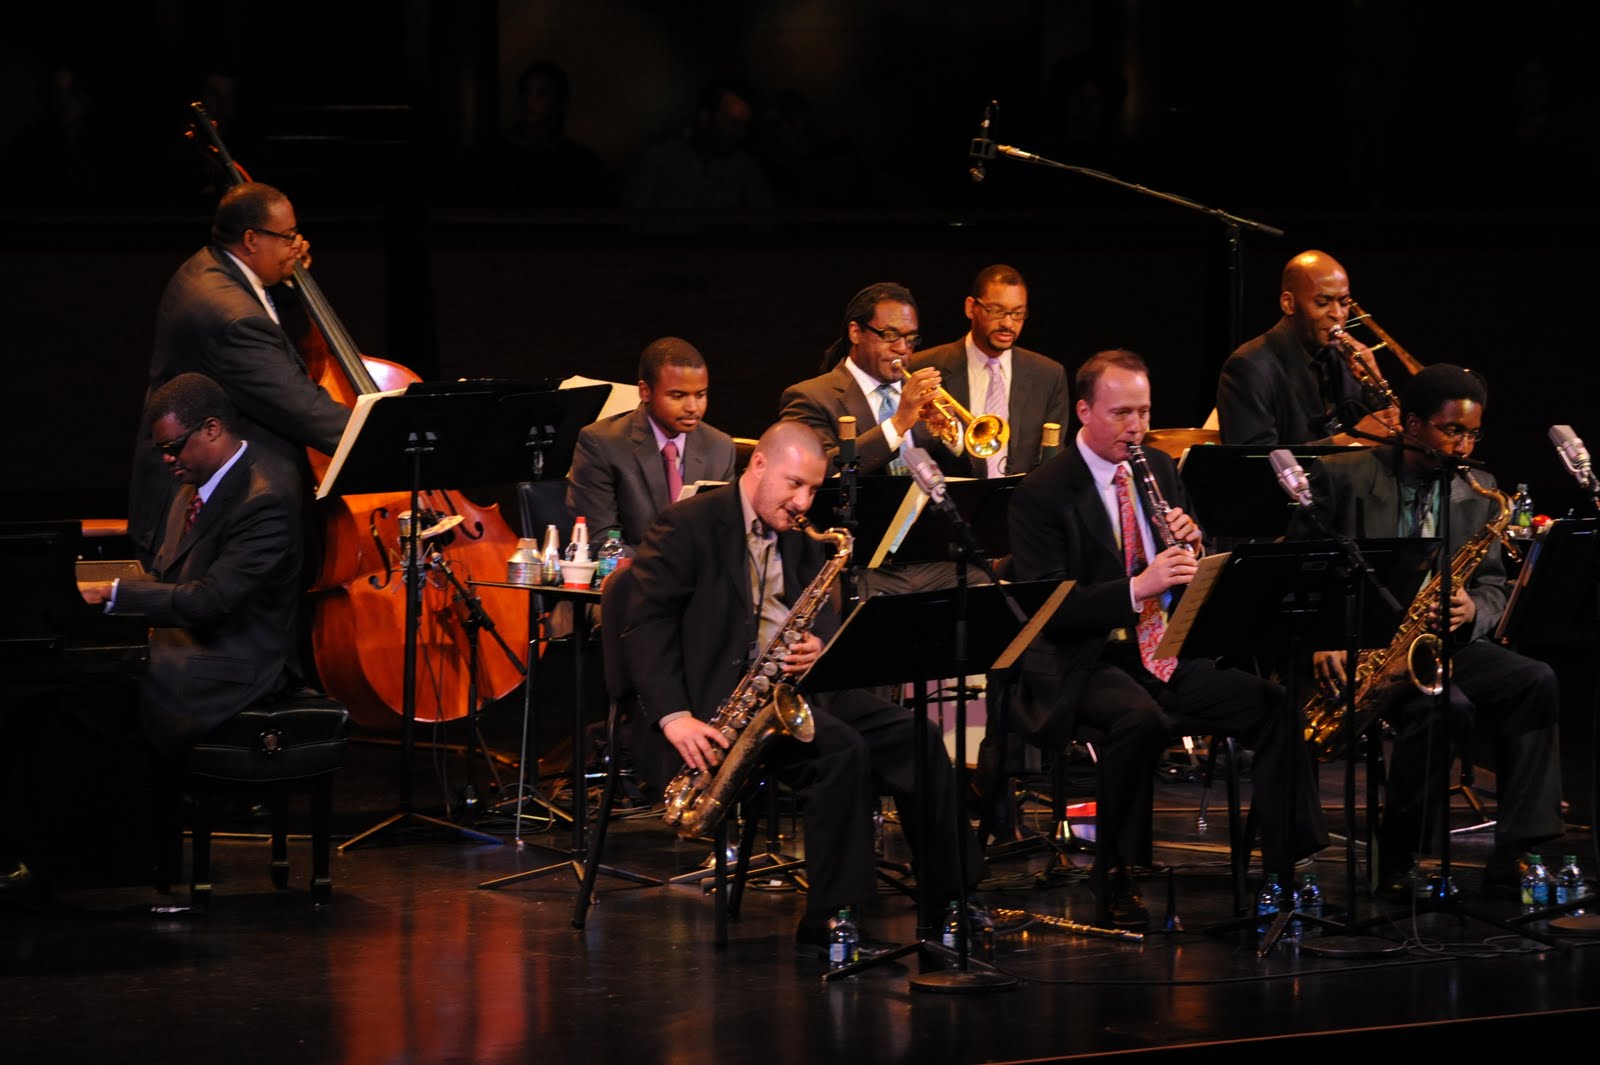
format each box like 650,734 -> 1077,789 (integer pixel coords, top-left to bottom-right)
660,518 -> 853,839
1303,473 -> 1518,761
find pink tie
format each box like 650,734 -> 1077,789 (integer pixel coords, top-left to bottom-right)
184,493 -> 203,534
1114,466 -> 1175,682
662,440 -> 683,504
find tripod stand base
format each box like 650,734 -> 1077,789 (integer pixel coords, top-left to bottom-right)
910,967 -> 1020,994
1300,934 -> 1407,958
339,809 -> 503,852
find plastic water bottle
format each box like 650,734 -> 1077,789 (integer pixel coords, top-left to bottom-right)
828,907 -> 859,970
1521,852 -> 1552,912
1297,873 -> 1324,920
564,516 -> 590,562
941,900 -> 962,949
1555,855 -> 1586,911
1256,874 -> 1283,929
1511,484 -> 1535,539
592,528 -> 625,589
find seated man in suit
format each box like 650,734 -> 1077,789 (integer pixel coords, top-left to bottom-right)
623,420 -> 974,955
778,281 -> 963,477
1009,349 -> 1326,927
907,264 -> 1070,478
1216,249 -> 1399,448
82,372 -> 302,757
1290,364 -> 1562,897
566,336 -> 738,547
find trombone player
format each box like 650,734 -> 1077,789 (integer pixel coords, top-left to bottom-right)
1217,249 -> 1401,447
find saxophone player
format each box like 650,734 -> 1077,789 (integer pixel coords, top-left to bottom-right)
1289,364 -> 1563,898
623,420 -> 975,956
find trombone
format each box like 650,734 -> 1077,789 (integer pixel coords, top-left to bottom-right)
1330,300 -> 1427,417
890,358 -> 1011,459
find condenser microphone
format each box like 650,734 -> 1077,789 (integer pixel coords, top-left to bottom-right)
1550,424 -> 1597,491
968,100 -> 997,183
903,445 -> 954,512
1269,449 -> 1315,508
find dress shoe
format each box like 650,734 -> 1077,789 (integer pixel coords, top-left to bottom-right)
1096,869 -> 1150,930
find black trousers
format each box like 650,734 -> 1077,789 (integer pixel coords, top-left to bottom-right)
1379,639 -> 1563,872
1073,650 -> 1326,873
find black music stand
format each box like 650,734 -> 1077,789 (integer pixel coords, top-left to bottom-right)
1162,539 -> 1433,951
326,381 -> 607,850
801,579 -> 1069,991
1178,445 -> 1357,548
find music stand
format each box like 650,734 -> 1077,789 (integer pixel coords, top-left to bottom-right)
801,579 -> 1069,991
1159,539 -> 1434,949
1178,446 -> 1358,548
326,381 -> 607,850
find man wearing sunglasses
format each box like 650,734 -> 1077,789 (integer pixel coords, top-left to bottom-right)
1290,364 -> 1563,898
906,264 -> 1069,479
130,182 -> 348,569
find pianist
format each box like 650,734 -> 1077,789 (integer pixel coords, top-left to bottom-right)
79,373 -> 303,755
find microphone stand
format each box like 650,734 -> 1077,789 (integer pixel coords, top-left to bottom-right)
904,447 -> 1026,994
833,416 -> 862,607
993,144 -> 1283,352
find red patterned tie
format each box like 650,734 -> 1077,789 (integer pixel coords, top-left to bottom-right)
1114,466 -> 1175,682
661,440 -> 684,504
184,493 -> 203,534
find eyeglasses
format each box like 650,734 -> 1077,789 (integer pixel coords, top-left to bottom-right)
153,419 -> 211,457
1429,421 -> 1483,443
859,323 -> 922,349
972,301 -> 1028,323
251,225 -> 303,243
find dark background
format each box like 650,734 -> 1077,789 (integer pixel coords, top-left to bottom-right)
5,1 -> 1599,521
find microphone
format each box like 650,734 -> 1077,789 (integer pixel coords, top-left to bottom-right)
903,444 -> 956,513
1550,424 -> 1597,491
1269,449 -> 1314,508
968,100 -> 997,183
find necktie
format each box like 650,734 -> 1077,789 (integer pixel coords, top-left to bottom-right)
1114,466 -> 1175,682
184,493 -> 204,534
983,357 -> 1009,478
262,288 -> 280,325
662,440 -> 684,504
875,383 -> 910,475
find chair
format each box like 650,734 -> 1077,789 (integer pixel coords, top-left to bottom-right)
159,690 -> 350,912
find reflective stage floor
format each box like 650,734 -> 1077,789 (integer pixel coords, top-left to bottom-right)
5,730 -> 1598,1065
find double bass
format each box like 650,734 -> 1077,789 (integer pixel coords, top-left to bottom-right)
189,104 -> 529,730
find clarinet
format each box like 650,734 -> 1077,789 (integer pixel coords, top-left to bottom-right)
1124,442 -> 1194,554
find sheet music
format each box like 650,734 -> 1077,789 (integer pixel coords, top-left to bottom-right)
868,482 -> 930,569
1152,550 -> 1231,659
314,388 -> 407,500
561,375 -> 640,421
677,479 -> 728,502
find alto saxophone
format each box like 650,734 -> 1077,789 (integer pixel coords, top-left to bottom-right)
660,518 -> 854,839
1303,473 -> 1518,761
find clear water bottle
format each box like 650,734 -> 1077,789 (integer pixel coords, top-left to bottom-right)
540,524 -> 562,584
507,537 -> 541,585
1256,874 -> 1283,929
1297,873 -> 1324,920
1555,854 -> 1586,911
564,516 -> 590,562
592,528 -> 626,589
1511,484 -> 1535,539
940,900 -> 962,950
828,907 -> 859,970
1521,852 -> 1552,912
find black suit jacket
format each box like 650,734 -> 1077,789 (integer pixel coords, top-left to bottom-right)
907,340 -> 1069,477
1216,317 -> 1370,446
777,360 -> 966,476
115,447 -> 302,753
565,405 -> 738,546
1288,445 -> 1509,643
130,245 -> 349,565
1007,441 -> 1189,746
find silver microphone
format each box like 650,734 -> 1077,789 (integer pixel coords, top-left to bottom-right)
902,444 -> 952,510
968,100 -> 997,183
1549,425 -> 1596,491
1269,449 -> 1315,508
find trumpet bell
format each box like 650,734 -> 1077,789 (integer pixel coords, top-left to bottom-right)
966,414 -> 1010,459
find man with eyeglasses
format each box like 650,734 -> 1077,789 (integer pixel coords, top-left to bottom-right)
130,181 -> 349,569
1289,363 -> 1562,898
778,281 -> 965,477
906,264 -> 1069,479
82,373 -> 302,755
1217,249 -> 1400,448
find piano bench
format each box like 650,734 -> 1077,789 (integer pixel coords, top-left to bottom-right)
165,691 -> 350,911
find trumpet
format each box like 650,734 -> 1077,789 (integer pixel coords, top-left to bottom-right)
890,358 -> 1011,460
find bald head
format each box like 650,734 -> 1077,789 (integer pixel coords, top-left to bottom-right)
752,419 -> 826,462
742,420 -> 827,533
1279,249 -> 1353,349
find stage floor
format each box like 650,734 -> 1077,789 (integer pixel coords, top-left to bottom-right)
5,728 -> 1598,1065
